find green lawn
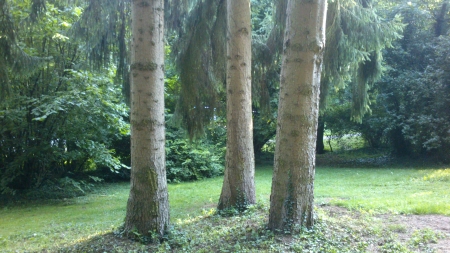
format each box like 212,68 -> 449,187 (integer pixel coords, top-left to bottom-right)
0,165 -> 449,252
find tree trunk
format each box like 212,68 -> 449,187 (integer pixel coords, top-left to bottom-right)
124,0 -> 169,237
434,1 -> 449,37
268,0 -> 327,231
316,116 -> 325,154
218,0 -> 256,211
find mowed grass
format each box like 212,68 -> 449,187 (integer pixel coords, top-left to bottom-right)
315,167 -> 450,215
0,165 -> 449,252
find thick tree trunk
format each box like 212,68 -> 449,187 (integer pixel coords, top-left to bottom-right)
124,0 -> 169,237
268,0 -> 327,231
218,0 -> 256,210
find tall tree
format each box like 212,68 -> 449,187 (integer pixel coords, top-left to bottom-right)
218,0 -> 255,210
268,0 -> 327,231
124,0 -> 169,237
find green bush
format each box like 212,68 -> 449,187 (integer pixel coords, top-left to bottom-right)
166,128 -> 225,183
0,3 -> 129,194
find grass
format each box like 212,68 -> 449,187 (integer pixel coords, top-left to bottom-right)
0,163 -> 449,252
315,167 -> 450,215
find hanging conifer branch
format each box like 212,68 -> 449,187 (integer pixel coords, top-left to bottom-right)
265,0 -> 287,56
320,0 -> 403,120
172,0 -> 225,139
69,0 -> 131,102
249,0 -> 286,114
165,0 -> 199,32
351,50 -> 382,122
0,0 -> 50,99
69,0 -> 125,69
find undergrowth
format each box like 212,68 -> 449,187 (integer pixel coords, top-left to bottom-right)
55,203 -> 445,253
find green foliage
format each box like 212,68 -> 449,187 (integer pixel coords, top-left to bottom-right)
367,2 -> 450,161
0,1 -> 129,194
171,0 -> 226,138
23,176 -> 103,200
409,228 -> 445,247
321,0 -> 450,162
321,0 -> 404,121
165,124 -> 225,183
379,240 -> 410,253
0,0 -> 51,97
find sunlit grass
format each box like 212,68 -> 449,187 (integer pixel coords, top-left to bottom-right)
315,167 -> 450,215
421,168 -> 450,182
0,165 -> 449,252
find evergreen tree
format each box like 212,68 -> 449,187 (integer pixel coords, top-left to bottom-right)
268,0 -> 327,231
247,0 -> 403,154
123,0 -> 169,237
0,0 -> 50,98
218,0 -> 256,211
321,0 -> 403,122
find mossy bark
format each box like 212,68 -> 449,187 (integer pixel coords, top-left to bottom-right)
268,0 -> 327,231
124,0 -> 169,237
218,0 -> 255,211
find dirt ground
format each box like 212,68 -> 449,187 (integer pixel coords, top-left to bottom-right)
378,213 -> 450,253
324,206 -> 450,253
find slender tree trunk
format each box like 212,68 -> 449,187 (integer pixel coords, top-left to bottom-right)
316,116 -> 325,154
435,1 -> 449,37
268,0 -> 327,231
124,0 -> 169,237
218,0 -> 256,211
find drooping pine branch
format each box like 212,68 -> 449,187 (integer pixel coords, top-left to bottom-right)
320,0 -> 403,120
0,0 -> 50,99
171,0 -> 225,139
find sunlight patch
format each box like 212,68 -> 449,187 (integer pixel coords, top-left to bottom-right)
422,169 -> 450,182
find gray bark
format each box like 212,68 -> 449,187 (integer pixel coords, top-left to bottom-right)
218,0 -> 256,210
268,0 -> 327,231
124,0 -> 169,237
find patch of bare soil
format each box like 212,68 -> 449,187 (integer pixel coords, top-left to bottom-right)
379,213 -> 450,253
322,205 -> 450,253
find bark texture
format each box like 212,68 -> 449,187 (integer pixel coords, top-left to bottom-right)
268,0 -> 327,231
218,0 -> 256,210
124,0 -> 169,237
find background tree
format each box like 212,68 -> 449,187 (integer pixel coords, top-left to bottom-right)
367,0 -> 450,160
268,0 -> 327,231
246,0 -> 403,156
123,0 -> 169,237
0,0 -> 128,194
315,0 -> 450,163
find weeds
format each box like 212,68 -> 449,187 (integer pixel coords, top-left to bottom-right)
410,228 -> 445,247
55,203 -> 445,253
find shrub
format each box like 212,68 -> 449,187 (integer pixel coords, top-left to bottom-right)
166,128 -> 225,182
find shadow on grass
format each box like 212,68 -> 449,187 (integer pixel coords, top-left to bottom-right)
316,147 -> 449,169
56,231 -> 145,253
